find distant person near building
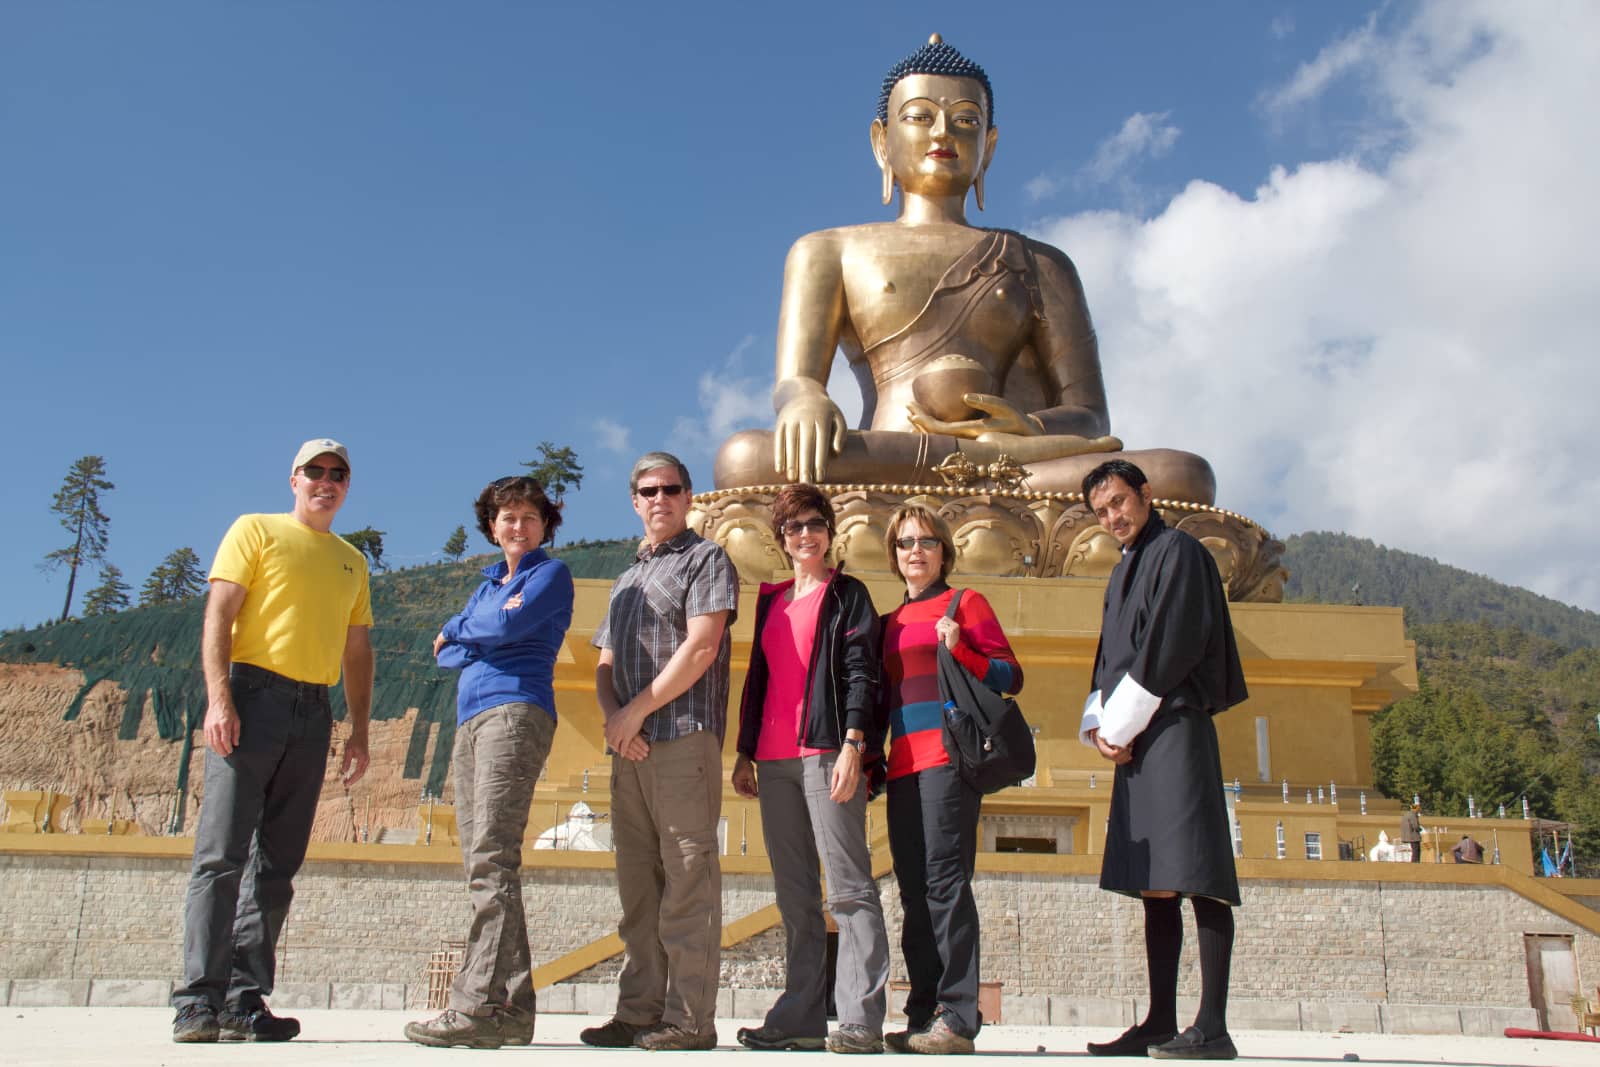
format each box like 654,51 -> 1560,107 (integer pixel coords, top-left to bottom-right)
404,476 -> 574,1049
1078,460 -> 1248,1061
1452,834 -> 1485,863
583,452 -> 739,1052
171,439 -> 374,1043
1399,804 -> 1423,863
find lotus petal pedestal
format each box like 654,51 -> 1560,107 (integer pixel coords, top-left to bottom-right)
690,485 -> 1286,603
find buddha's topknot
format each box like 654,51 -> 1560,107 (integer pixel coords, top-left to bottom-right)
877,33 -> 994,126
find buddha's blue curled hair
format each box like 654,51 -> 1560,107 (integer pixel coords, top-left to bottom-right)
877,37 -> 994,125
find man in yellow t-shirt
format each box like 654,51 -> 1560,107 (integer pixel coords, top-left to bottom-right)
172,438 -> 375,1044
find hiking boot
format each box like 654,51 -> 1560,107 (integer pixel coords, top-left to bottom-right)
172,1004 -> 219,1043
403,1009 -> 505,1049
737,1023 -> 826,1050
500,1011 -> 535,1046
637,1023 -> 718,1050
218,1002 -> 300,1042
827,1024 -> 884,1053
904,1013 -> 974,1055
580,1016 -> 659,1048
883,1022 -> 926,1054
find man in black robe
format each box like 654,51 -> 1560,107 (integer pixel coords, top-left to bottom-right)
1078,459 -> 1247,1061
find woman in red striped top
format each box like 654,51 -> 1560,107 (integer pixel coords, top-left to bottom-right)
879,503 -> 1022,1055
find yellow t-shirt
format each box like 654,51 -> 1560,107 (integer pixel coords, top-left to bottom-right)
209,513 -> 374,686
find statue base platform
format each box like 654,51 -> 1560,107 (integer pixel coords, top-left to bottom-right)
690,484 -> 1287,602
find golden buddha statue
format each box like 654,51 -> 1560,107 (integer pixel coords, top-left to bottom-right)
713,34 -> 1216,505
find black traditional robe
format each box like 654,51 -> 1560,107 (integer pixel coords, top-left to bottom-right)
1084,513 -> 1246,904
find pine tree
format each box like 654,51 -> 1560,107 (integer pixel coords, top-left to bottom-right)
140,547 -> 206,605
442,524 -> 468,562
81,564 -> 132,616
41,455 -> 114,621
342,527 -> 387,572
521,441 -> 584,502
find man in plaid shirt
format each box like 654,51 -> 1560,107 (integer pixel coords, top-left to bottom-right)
582,451 -> 739,1052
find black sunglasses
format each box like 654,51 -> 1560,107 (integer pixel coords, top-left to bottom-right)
894,536 -> 940,551
299,464 -> 349,484
636,484 -> 685,499
782,518 -> 830,537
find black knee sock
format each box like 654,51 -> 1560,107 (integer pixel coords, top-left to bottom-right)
1191,896 -> 1235,1039
1140,896 -> 1182,1035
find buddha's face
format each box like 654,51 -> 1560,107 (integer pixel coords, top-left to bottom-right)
876,73 -> 996,198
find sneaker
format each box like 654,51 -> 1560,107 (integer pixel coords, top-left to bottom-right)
826,1024 -> 884,1053
403,1009 -> 505,1050
172,1004 -> 219,1043
637,1023 -> 718,1051
737,1024 -> 826,1050
580,1016 -> 660,1048
500,1011 -> 535,1046
218,1003 -> 300,1042
904,1013 -> 974,1055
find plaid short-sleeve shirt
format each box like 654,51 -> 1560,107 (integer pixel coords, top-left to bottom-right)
593,529 -> 740,742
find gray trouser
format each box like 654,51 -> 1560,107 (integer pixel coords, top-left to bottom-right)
173,664 -> 331,1013
449,703 -> 557,1022
757,752 -> 889,1036
610,729 -> 723,1032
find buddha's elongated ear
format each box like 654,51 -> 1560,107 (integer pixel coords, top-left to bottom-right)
870,118 -> 895,205
974,125 -> 999,212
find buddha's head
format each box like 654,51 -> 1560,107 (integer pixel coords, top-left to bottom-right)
871,34 -> 998,209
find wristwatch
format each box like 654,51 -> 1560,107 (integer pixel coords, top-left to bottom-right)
842,737 -> 866,754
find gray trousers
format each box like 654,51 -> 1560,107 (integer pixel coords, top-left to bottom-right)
173,664 -> 331,1013
449,703 -> 557,1023
757,753 -> 889,1036
609,730 -> 723,1032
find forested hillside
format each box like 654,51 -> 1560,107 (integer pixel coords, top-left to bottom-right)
1284,532 -> 1600,649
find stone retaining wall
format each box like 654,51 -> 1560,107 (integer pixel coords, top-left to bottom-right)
2,851 -> 1592,1035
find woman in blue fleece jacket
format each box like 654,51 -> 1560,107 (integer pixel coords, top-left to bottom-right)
404,476 -> 574,1050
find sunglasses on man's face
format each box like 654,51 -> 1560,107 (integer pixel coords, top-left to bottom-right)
635,484 -> 685,499
895,536 -> 940,551
299,465 -> 349,484
783,518 -> 830,537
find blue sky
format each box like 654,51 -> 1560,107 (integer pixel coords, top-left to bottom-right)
5,2 -> 1597,626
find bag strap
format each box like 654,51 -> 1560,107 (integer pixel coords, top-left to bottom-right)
944,588 -> 964,619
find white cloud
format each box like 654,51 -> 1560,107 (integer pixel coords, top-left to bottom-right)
1269,12 -> 1296,41
1034,1 -> 1600,611
669,335 -> 770,458
1025,174 -> 1064,202
669,335 -> 866,464
592,417 -> 630,456
1260,14 -> 1378,115
1083,111 -> 1181,185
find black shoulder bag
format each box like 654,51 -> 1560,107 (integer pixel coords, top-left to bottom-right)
935,590 -> 1037,794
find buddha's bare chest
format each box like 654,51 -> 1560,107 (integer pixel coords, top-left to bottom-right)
839,234 -> 1032,351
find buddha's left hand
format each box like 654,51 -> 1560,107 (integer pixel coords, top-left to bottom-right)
906,393 -> 1044,438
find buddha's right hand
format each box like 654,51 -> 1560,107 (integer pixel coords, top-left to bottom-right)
773,382 -> 847,483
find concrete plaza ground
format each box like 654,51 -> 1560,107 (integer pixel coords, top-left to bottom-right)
2,1009 -> 1597,1066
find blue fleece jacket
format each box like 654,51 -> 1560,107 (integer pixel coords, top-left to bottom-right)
436,548 -> 574,726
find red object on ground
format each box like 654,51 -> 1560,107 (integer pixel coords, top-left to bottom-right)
1503,1028 -> 1600,1043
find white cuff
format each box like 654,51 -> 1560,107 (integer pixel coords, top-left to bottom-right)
1078,690 -> 1103,747
1098,674 -> 1161,748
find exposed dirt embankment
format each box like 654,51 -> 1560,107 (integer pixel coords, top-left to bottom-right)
0,662 -> 443,841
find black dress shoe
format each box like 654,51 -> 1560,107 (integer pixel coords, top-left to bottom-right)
1148,1027 -> 1237,1060
1087,1023 -> 1178,1056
